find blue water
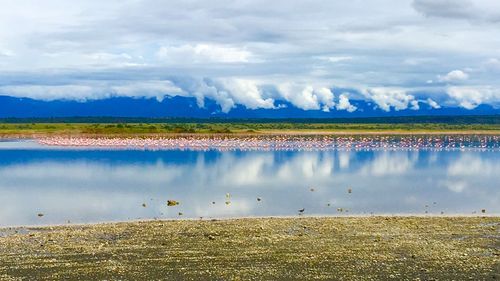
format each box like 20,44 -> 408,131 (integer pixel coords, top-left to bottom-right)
0,140 -> 498,226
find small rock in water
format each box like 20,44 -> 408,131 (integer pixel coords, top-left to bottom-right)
257,197 -> 262,202
327,203 -> 331,207
481,209 -> 486,214
37,213 -> 44,217
142,203 -> 147,207
212,201 -> 216,205
310,188 -> 315,192
225,201 -> 231,205
167,200 -> 179,206
348,188 -> 352,194
178,212 -> 183,216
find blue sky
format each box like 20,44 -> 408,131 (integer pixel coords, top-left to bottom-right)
0,0 -> 500,116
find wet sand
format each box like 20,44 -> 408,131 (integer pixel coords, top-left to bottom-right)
0,217 -> 498,280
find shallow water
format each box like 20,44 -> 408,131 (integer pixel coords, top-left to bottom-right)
0,140 -> 498,226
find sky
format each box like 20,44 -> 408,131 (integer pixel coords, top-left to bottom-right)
1,0 -> 500,115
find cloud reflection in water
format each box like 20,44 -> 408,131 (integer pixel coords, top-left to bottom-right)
0,147 -> 498,226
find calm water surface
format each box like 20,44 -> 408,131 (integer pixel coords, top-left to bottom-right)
0,140 -> 498,226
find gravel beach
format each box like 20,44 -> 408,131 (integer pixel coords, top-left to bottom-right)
0,217 -> 499,280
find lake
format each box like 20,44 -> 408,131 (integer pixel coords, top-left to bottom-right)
0,139 -> 498,226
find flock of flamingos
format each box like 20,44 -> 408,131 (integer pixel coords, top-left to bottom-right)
37,135 -> 500,151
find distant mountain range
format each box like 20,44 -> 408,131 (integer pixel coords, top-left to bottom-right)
0,95 -> 498,118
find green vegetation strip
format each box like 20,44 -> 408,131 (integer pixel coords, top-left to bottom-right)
1,122 -> 499,137
0,217 -> 498,280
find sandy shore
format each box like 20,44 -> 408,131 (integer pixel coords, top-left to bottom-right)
0,217 -> 498,280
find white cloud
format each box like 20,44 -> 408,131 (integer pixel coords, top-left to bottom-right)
0,85 -> 97,101
326,56 -> 352,63
447,86 -> 500,109
219,79 -> 275,110
364,88 -> 416,111
0,81 -> 184,102
410,100 -> 420,110
438,70 -> 469,82
426,98 -> 441,109
109,81 -> 185,101
336,93 -> 357,112
315,87 -> 336,112
277,84 -> 335,111
183,79 -> 236,113
157,44 -> 253,64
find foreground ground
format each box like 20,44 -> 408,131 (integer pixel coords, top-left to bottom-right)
0,217 -> 498,280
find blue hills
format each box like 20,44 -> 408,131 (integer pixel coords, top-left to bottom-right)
0,95 -> 498,118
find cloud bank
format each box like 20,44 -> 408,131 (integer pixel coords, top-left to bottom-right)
0,0 -> 499,113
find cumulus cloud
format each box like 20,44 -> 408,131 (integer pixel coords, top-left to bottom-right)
426,98 -> 441,109
438,70 -> 469,82
219,79 -> 275,110
172,79 -> 339,112
364,88 -> 416,112
171,78 -> 236,113
447,86 -> 500,109
277,84 -> 335,111
157,44 -> 253,64
336,94 -> 357,112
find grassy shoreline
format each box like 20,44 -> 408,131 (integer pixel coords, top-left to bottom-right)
1,122 -> 500,138
1,217 -> 499,280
